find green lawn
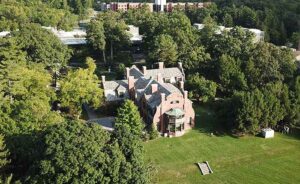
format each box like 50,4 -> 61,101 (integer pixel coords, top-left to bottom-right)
144,105 -> 300,184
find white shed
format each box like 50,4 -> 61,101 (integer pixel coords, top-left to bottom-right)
261,128 -> 274,138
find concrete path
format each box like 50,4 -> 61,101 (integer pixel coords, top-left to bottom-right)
83,104 -> 115,131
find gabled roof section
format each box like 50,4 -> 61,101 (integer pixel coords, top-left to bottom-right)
144,68 -> 183,79
103,80 -> 128,91
129,65 -> 143,79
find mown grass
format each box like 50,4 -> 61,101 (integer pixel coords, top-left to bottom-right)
144,105 -> 300,184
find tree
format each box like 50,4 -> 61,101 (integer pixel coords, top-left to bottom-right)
223,13 -> 234,27
0,134 -> 9,170
218,54 -> 247,94
115,100 -> 144,137
29,121 -> 112,183
113,124 -> 150,184
0,134 -> 11,184
290,32 -> 300,48
180,45 -> 211,73
237,6 -> 258,28
148,123 -> 159,140
149,34 -> 178,66
0,37 -> 62,130
86,20 -> 107,63
244,42 -> 295,88
186,73 -> 217,102
13,23 -> 72,67
99,11 -> 130,62
60,57 -> 104,118
231,86 -> 285,134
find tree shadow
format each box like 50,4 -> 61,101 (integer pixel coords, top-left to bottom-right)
280,128 -> 300,140
193,102 -> 238,138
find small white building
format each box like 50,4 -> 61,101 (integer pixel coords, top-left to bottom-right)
261,128 -> 274,138
127,25 -> 143,42
193,23 -> 264,43
42,26 -> 87,45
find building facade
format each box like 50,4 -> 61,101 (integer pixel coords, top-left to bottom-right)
102,62 -> 195,137
100,1 -> 210,12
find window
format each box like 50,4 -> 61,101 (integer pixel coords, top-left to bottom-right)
165,78 -> 170,83
170,100 -> 180,104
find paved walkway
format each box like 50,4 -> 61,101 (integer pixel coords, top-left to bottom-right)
83,104 -> 115,131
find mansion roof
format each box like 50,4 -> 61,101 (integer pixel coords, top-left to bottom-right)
102,62 -> 187,109
103,80 -> 128,90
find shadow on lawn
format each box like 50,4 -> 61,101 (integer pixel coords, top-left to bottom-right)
193,102 -> 239,138
281,128 -> 300,140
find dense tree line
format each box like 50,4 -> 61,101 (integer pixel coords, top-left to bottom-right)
0,1 -> 77,31
185,0 -> 300,46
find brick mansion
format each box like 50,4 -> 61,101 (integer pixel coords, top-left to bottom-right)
102,62 -> 195,137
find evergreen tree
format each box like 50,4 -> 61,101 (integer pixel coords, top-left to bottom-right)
113,124 -> 150,184
115,100 -> 144,137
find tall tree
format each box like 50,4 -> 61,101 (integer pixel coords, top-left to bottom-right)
115,100 -> 144,137
186,73 -> 217,102
0,134 -> 9,170
0,134 -> 11,183
99,11 -> 130,62
13,23 -> 72,67
86,20 -> 107,63
149,34 -> 178,66
218,54 -> 247,94
113,123 -> 150,184
29,121 -> 112,183
60,57 -> 103,118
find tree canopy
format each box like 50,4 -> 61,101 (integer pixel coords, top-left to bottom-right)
60,57 -> 103,118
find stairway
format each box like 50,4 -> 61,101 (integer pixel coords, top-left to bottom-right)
198,161 -> 213,175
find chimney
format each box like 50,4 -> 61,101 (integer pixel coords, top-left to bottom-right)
184,90 -> 188,99
142,66 -> 147,75
151,84 -> 158,93
157,73 -> 163,83
179,81 -> 184,90
158,62 -> 164,69
126,67 -> 130,79
128,76 -> 134,90
178,62 -> 183,69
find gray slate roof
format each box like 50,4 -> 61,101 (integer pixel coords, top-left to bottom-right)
128,66 -> 184,80
144,68 -> 183,79
103,80 -> 128,90
129,65 -> 143,79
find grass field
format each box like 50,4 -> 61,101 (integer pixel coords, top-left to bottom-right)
144,105 -> 300,184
